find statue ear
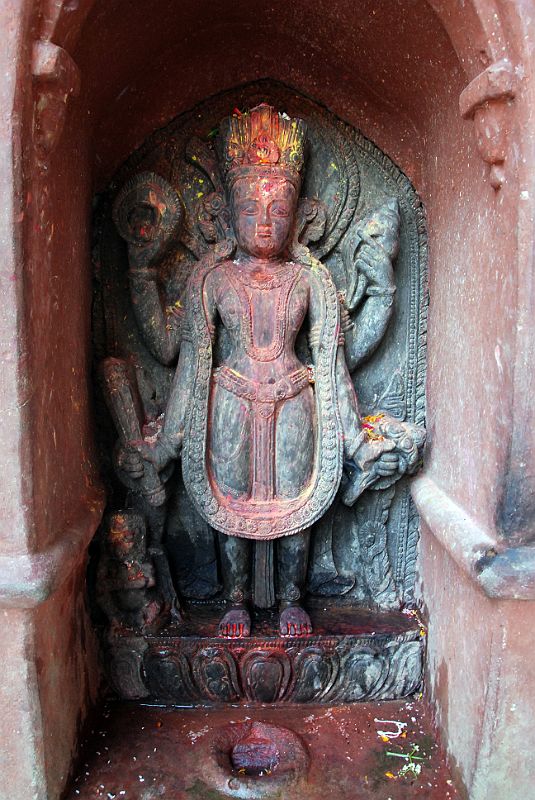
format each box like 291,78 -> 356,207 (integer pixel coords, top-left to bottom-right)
113,172 -> 183,268
295,197 -> 328,246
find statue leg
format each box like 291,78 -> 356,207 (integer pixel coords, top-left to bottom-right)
165,477 -> 221,600
277,530 -> 313,637
218,532 -> 252,638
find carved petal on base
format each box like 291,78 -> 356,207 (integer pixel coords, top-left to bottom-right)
144,652 -> 197,702
292,647 -> 339,702
329,649 -> 388,702
241,650 -> 291,703
107,640 -> 149,700
192,647 -> 241,703
380,640 -> 423,698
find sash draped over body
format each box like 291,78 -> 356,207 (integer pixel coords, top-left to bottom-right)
179,251 -> 346,541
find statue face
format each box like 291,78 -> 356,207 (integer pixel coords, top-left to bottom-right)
231,176 -> 297,259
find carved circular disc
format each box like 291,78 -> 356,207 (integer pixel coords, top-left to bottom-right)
112,171 -> 183,246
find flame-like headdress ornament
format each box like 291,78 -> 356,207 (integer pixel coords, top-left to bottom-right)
217,104 -> 307,188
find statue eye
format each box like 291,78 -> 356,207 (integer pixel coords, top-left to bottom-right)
271,204 -> 290,217
240,203 -> 259,215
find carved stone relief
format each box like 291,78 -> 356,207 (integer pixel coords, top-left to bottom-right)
91,80 -> 428,704
104,612 -> 423,704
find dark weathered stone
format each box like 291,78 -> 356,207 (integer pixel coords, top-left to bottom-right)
104,605 -> 424,705
92,84 -> 427,701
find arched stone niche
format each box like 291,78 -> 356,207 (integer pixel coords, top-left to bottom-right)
0,1 -> 534,799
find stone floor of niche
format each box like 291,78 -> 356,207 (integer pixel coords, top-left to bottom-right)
65,697 -> 461,800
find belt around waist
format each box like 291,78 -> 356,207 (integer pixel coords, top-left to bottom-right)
212,365 -> 310,404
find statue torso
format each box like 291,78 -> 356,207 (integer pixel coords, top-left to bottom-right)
205,260 -> 313,505
209,260 -> 308,380
181,252 -> 345,540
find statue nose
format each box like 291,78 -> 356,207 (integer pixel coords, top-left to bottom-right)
258,205 -> 271,225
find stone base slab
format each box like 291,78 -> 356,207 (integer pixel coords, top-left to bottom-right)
104,604 -> 424,704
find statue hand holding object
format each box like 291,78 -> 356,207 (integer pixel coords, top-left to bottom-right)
346,199 -> 399,303
115,430 -> 182,479
342,414 -> 426,506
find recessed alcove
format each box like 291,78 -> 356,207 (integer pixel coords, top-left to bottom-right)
0,2 -> 534,799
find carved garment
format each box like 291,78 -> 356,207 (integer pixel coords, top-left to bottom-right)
166,250 -> 351,540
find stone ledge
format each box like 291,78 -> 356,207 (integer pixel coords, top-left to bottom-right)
411,474 -> 535,600
102,605 -> 424,704
0,493 -> 104,609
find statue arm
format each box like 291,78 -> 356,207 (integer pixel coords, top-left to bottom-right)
129,268 -> 183,366
157,337 -> 195,460
158,267 -> 218,462
115,337 -> 195,474
342,291 -> 395,372
116,263 -> 218,479
307,269 -> 400,505
112,172 -> 185,364
342,198 -> 400,371
342,236 -> 397,371
335,344 -> 368,458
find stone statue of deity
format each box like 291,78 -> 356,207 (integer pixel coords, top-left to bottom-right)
115,104 -> 423,638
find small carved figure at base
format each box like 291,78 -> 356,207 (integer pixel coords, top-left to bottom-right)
279,603 -> 313,637
218,605 -> 252,638
97,511 -> 170,635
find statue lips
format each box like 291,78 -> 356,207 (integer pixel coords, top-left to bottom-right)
255,227 -> 272,244
253,226 -> 274,254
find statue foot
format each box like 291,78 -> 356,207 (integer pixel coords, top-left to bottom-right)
218,605 -> 251,638
279,604 -> 313,637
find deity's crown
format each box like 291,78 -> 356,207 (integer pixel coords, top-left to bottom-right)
218,103 -> 307,187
